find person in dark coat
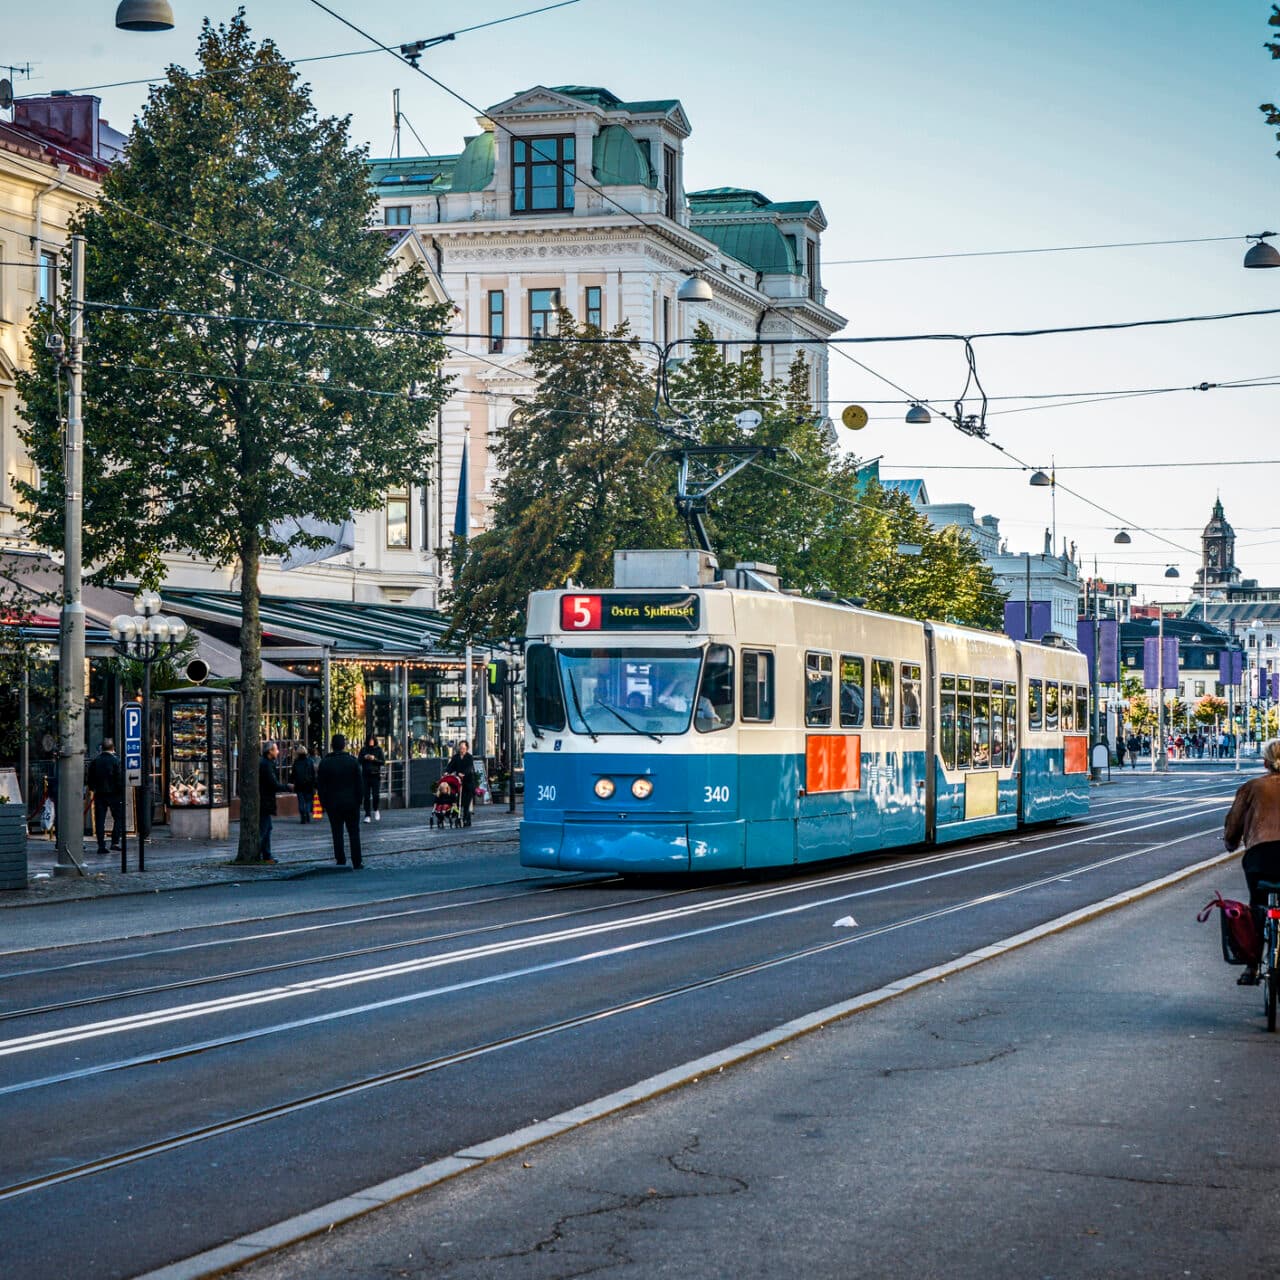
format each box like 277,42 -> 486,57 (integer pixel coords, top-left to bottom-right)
359,736 -> 385,823
258,742 -> 286,862
446,740 -> 477,828
86,738 -> 123,856
317,733 -> 363,869
292,747 -> 317,824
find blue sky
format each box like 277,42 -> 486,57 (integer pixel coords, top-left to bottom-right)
9,1 -> 1280,597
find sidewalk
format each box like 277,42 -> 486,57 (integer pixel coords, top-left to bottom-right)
4,801 -> 522,907
238,861 -> 1280,1280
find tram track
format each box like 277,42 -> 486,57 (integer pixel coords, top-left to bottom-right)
0,786 -> 1235,1025
0,817 -> 1223,1209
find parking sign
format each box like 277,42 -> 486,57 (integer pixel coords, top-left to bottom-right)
123,703 -> 142,787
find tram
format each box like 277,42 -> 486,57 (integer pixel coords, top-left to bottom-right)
520,550 -> 1090,873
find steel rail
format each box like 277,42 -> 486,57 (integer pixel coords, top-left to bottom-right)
0,820 -> 1221,1207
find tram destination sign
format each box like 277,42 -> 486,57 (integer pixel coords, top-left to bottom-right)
560,592 -> 700,632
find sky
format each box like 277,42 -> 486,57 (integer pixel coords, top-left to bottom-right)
7,0 -> 1280,602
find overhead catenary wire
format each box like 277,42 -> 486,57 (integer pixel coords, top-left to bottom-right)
823,234 -> 1248,267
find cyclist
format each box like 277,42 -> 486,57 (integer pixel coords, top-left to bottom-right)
1223,738 -> 1280,984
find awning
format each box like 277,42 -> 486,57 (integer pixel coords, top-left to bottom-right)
159,587 -> 458,658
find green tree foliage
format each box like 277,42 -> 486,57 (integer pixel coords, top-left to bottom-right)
665,326 -> 1004,627
447,313 -> 683,640
1195,693 -> 1227,726
14,12 -> 449,859
1263,5 -> 1280,153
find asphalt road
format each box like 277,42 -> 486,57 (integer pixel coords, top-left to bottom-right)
0,771 -> 1253,1279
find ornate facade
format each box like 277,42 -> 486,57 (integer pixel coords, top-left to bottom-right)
369,85 -> 847,604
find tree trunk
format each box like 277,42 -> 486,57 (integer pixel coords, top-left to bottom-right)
235,531 -> 264,862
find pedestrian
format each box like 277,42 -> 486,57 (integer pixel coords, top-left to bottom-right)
1126,733 -> 1140,768
447,739 -> 478,828
359,735 -> 385,823
1115,736 -> 1126,768
292,746 -> 316,824
258,741 -> 286,863
317,733 -> 363,869
1223,738 -> 1280,984
86,738 -> 123,856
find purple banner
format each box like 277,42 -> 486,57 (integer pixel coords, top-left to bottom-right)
1220,650 -> 1243,687
1273,673 -> 1279,702
1142,636 -> 1179,690
1075,620 -> 1094,674
1099,619 -> 1119,682
1004,600 -> 1054,642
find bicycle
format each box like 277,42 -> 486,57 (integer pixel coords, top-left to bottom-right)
1258,880 -> 1280,1033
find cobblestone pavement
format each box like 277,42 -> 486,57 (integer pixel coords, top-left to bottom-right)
2,802 -> 521,907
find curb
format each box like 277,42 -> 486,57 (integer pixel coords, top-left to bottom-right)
132,845 -> 1241,1280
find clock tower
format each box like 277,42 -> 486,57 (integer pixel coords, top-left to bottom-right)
1197,497 -> 1240,591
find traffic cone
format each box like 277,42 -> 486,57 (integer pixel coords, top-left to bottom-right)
312,791 -> 323,819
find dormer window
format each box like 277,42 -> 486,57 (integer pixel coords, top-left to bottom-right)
663,145 -> 678,220
512,135 -> 575,214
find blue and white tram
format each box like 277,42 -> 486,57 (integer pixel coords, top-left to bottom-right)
520,557 -> 1089,874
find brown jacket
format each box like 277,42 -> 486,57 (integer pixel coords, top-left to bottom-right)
1223,771 -> 1280,851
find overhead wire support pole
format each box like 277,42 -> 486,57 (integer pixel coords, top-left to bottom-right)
55,234 -> 86,877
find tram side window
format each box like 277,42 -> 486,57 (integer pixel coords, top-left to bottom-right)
840,655 -> 865,728
901,663 -> 922,729
1045,681 -> 1059,731
957,685 -> 973,768
1029,679 -> 1043,730
696,644 -> 735,733
973,689 -> 991,767
871,659 -> 895,728
1061,684 -> 1075,732
1075,685 -> 1088,732
1004,694 -> 1017,766
991,691 -> 1004,767
941,680 -> 957,770
741,650 -> 775,722
526,643 -> 567,731
805,652 -> 833,727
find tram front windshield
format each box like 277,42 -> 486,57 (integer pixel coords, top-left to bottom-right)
558,647 -> 704,736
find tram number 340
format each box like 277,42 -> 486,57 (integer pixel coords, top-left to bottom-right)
704,785 -> 731,804
538,785 -> 557,802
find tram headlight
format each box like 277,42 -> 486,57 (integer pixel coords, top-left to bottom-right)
594,777 -> 616,799
631,777 -> 654,799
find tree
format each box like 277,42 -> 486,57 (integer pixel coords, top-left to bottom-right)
1263,5 -> 1280,153
1194,694 -> 1227,726
666,326 -> 1004,627
15,13 -> 450,861
447,312 -> 683,641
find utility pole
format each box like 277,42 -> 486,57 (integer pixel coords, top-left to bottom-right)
54,234 -> 86,875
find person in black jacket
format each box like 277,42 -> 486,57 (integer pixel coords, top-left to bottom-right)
446,740 -> 477,828
359,736 -> 385,823
292,747 -> 317,824
258,741 -> 286,862
317,734 -> 363,868
86,739 -> 123,856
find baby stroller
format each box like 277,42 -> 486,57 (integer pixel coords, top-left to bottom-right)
431,772 -> 463,829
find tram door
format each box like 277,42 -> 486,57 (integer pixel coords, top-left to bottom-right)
739,648 -> 798,868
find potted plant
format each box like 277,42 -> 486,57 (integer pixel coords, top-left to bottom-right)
0,775 -> 28,891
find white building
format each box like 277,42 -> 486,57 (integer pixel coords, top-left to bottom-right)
368,84 -> 847,604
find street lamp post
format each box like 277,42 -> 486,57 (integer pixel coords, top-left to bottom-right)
109,592 -> 188,871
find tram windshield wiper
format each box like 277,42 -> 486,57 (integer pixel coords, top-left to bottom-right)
593,695 -> 664,743
563,668 -> 598,742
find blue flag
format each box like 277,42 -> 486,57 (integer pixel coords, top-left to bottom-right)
453,438 -> 469,540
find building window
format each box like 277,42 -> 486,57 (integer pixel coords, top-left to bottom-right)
38,251 -> 57,307
384,205 -> 412,226
1195,681 -> 1205,697
386,492 -> 410,548
661,296 -> 671,345
529,288 -> 561,341
663,145 -> 678,221
512,135 -> 575,214
487,290 -> 505,353
806,239 -> 818,300
584,285 -> 602,329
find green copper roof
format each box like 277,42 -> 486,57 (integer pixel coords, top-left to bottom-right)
688,188 -> 771,212
592,124 -> 655,187
551,85 -> 623,109
367,154 -> 457,190
692,219 -> 800,275
450,131 -> 496,192
548,86 -> 682,116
